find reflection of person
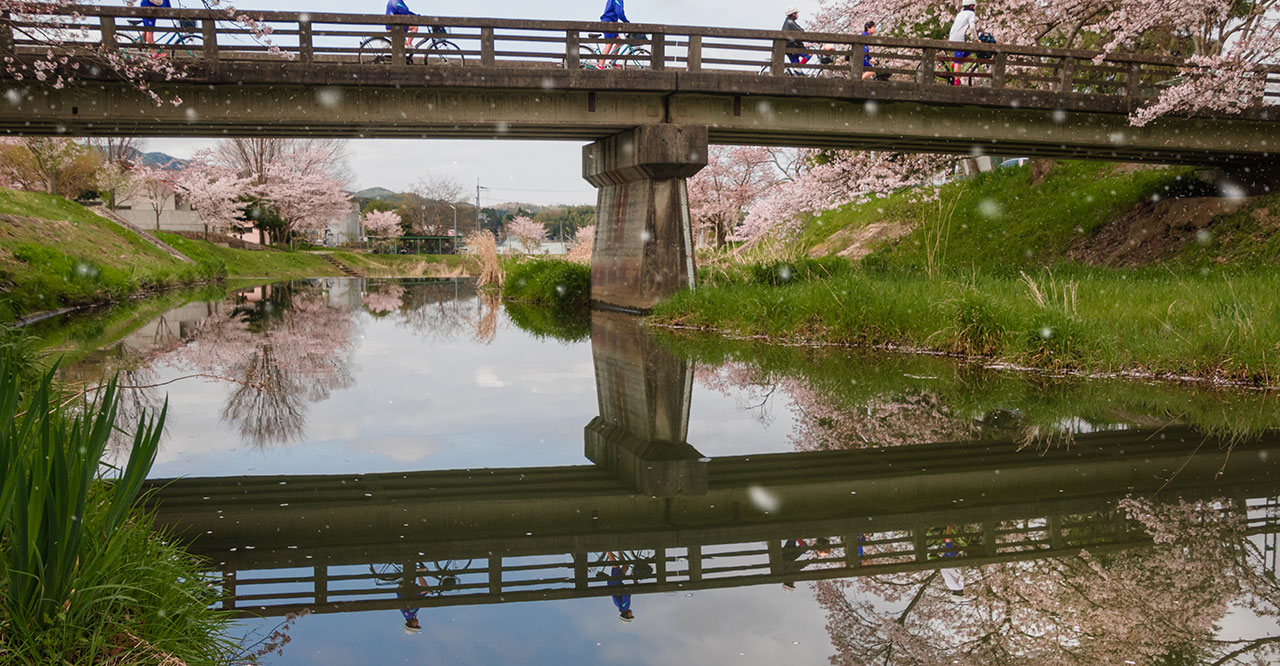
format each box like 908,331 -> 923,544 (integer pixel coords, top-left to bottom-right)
397,574 -> 431,634
604,552 -> 635,621
780,538 -> 806,590
927,527 -> 967,596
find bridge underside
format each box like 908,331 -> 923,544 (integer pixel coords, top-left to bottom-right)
3,64 -> 1275,165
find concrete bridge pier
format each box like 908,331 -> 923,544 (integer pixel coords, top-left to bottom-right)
584,311 -> 706,496
583,125 -> 708,313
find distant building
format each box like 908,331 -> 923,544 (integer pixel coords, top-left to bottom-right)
496,238 -> 570,256
112,194 -> 361,246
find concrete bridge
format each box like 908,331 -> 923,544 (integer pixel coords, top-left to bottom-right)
144,313 -> 1280,618
5,8 -> 1279,309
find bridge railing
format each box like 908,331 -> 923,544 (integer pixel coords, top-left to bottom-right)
6,7 -> 1279,107
200,499 -> 1280,618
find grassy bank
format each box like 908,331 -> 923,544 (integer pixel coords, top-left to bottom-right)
503,258 -> 590,308
154,232 -> 341,279
0,190 -> 219,322
655,161 -> 1280,385
654,265 -> 1280,385
0,332 -> 234,664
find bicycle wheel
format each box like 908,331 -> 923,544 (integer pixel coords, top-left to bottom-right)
579,44 -> 604,69
421,39 -> 464,66
620,47 -> 650,70
358,36 -> 394,65
169,34 -> 203,60
368,562 -> 404,584
428,558 -> 473,575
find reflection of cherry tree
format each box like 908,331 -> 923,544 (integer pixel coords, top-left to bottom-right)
362,284 -> 405,315
816,497 -> 1280,665
161,283 -> 359,447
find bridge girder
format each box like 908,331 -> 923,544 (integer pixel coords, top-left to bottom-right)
2,64 -> 1276,165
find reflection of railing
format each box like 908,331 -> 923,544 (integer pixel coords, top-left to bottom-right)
7,7 -> 1280,111
207,500 -> 1280,618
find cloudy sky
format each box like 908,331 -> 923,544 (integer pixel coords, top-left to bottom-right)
144,0 -> 825,206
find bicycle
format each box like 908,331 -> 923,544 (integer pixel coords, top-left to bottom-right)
758,52 -> 835,77
358,28 -> 464,65
578,33 -> 650,70
369,557 -> 475,592
117,18 -> 203,60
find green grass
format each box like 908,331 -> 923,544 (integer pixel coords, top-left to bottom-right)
329,251 -> 478,278
0,189 -> 219,322
0,356 -> 234,664
503,258 -> 591,309
653,265 -> 1280,385
153,232 -> 341,279
799,161 -> 1206,273
504,301 -> 590,342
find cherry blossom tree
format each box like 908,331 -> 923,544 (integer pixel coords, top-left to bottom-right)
565,224 -> 594,264
687,146 -> 781,248
0,137 -> 101,197
258,154 -> 352,244
507,215 -> 548,254
362,210 -> 402,238
132,164 -> 175,230
175,157 -> 251,239
93,160 -> 140,211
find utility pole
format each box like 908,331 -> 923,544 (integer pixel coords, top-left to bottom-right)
475,179 -> 486,234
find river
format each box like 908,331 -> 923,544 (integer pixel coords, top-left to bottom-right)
30,277 -> 1280,665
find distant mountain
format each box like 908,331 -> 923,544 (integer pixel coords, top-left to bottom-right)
353,187 -> 399,201
127,149 -> 187,170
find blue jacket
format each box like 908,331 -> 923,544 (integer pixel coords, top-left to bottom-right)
600,0 -> 628,23
386,0 -> 415,16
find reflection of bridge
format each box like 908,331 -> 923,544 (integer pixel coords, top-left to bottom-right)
145,313 -> 1280,618
147,427 -> 1280,618
7,9 -> 1280,309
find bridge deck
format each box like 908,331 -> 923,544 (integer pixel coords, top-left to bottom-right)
3,9 -> 1278,163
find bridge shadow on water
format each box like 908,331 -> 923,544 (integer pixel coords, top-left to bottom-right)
145,311 -> 1280,620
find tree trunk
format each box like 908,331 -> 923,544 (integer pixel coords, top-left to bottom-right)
1030,159 -> 1056,185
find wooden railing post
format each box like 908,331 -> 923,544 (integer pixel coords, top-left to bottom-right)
202,18 -> 219,61
918,48 -> 936,85
770,38 -> 786,76
480,26 -> 495,66
650,32 -> 664,70
390,24 -> 406,65
1125,61 -> 1142,98
686,34 -> 701,71
849,38 -> 864,80
688,545 -> 703,581
565,29 -> 579,69
98,14 -> 116,51
991,51 -> 1006,89
1058,56 -> 1075,93
297,17 -> 312,63
489,556 -> 503,594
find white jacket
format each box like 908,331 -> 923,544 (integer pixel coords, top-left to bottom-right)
948,9 -> 977,42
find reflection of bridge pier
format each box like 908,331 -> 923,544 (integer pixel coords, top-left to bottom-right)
584,311 -> 706,495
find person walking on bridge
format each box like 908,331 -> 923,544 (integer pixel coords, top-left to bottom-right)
600,0 -> 630,58
947,0 -> 979,85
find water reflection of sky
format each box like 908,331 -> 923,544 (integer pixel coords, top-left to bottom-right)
130,283 -> 793,479
237,586 -> 832,665
39,279 -> 1280,665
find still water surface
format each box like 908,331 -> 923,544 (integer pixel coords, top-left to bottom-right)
35,278 -> 1280,664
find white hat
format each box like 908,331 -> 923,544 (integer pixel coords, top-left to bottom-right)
403,624 -> 421,635
785,6 -> 800,15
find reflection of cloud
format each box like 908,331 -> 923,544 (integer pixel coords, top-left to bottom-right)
355,435 -> 438,463
475,368 -> 506,388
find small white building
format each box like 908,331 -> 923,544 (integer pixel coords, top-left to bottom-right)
496,238 -> 570,256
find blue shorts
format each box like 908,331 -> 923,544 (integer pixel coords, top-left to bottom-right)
603,18 -> 618,40
954,50 -> 970,59
141,17 -> 157,28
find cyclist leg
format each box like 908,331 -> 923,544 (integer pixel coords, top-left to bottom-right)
142,17 -> 156,44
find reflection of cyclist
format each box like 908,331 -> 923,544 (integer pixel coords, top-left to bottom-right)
397,574 -> 431,635
604,552 -> 635,622
139,0 -> 171,45
947,0 -> 978,84
385,0 -> 418,52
